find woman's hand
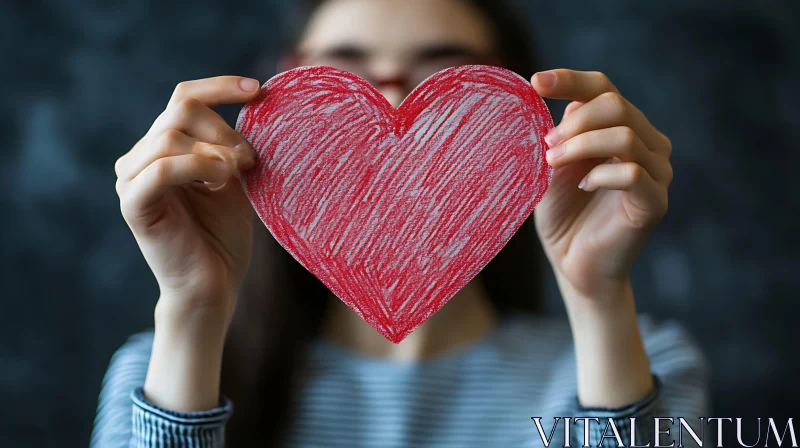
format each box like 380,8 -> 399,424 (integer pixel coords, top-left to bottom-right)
114,76 -> 261,411
116,76 -> 260,323
530,69 -> 673,408
531,69 -> 673,304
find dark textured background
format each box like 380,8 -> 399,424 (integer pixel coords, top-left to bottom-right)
1,1 -> 798,446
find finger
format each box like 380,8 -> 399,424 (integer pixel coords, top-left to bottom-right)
118,129 -> 254,181
578,162 -> 668,226
546,126 -> 672,183
122,154 -> 237,215
562,101 -> 583,120
116,130 -> 194,180
544,91 -> 668,155
531,69 -> 619,103
152,98 -> 256,153
167,76 -> 262,108
117,76 -> 260,181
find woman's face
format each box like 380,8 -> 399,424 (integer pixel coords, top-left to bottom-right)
297,0 -> 498,107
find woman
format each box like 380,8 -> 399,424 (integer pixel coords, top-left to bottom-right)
92,0 -> 708,446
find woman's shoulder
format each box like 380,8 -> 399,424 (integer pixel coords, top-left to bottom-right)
114,330 -> 155,355
494,313 -> 573,347
495,312 -> 707,366
105,330 -> 155,373
97,328 -> 154,388
635,315 -> 709,377
90,330 -> 154,447
102,329 -> 155,392
487,313 -> 576,364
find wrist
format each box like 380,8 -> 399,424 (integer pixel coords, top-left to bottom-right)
563,280 -> 642,369
556,276 -> 654,408
144,295 -> 232,413
555,272 -> 635,319
154,291 -> 236,336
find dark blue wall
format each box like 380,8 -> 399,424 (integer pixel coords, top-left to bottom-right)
1,1 -> 798,446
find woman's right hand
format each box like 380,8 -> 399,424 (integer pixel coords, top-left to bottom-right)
116,76 -> 261,324
114,76 -> 262,412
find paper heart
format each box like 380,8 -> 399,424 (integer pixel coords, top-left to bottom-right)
236,65 -> 552,343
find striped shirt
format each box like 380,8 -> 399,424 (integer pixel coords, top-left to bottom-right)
91,313 -> 710,447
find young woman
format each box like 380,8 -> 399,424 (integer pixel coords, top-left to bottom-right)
92,0 -> 708,446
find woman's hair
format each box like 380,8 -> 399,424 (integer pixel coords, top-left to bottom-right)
221,0 -> 545,445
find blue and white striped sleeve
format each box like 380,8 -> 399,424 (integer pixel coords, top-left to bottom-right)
572,318 -> 711,448
130,387 -> 232,447
91,331 -> 233,448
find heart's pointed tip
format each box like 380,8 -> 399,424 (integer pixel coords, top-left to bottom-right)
379,328 -> 412,344
387,334 -> 407,344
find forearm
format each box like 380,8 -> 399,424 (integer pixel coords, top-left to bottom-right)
143,297 -> 230,412
558,275 -> 654,409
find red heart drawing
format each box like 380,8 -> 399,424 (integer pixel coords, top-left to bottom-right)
236,65 -> 552,343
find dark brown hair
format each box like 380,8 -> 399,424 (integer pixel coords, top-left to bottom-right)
221,1 -> 545,445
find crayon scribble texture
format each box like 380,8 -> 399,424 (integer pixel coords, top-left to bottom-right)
237,66 -> 552,343
0,1 -> 797,446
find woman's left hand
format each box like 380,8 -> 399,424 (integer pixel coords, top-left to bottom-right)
531,69 -> 673,303
530,69 -> 672,408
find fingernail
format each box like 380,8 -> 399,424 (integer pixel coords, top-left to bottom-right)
578,176 -> 588,190
535,71 -> 557,89
545,127 -> 563,146
239,78 -> 260,92
205,158 -> 233,191
546,144 -> 566,161
205,180 -> 228,191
